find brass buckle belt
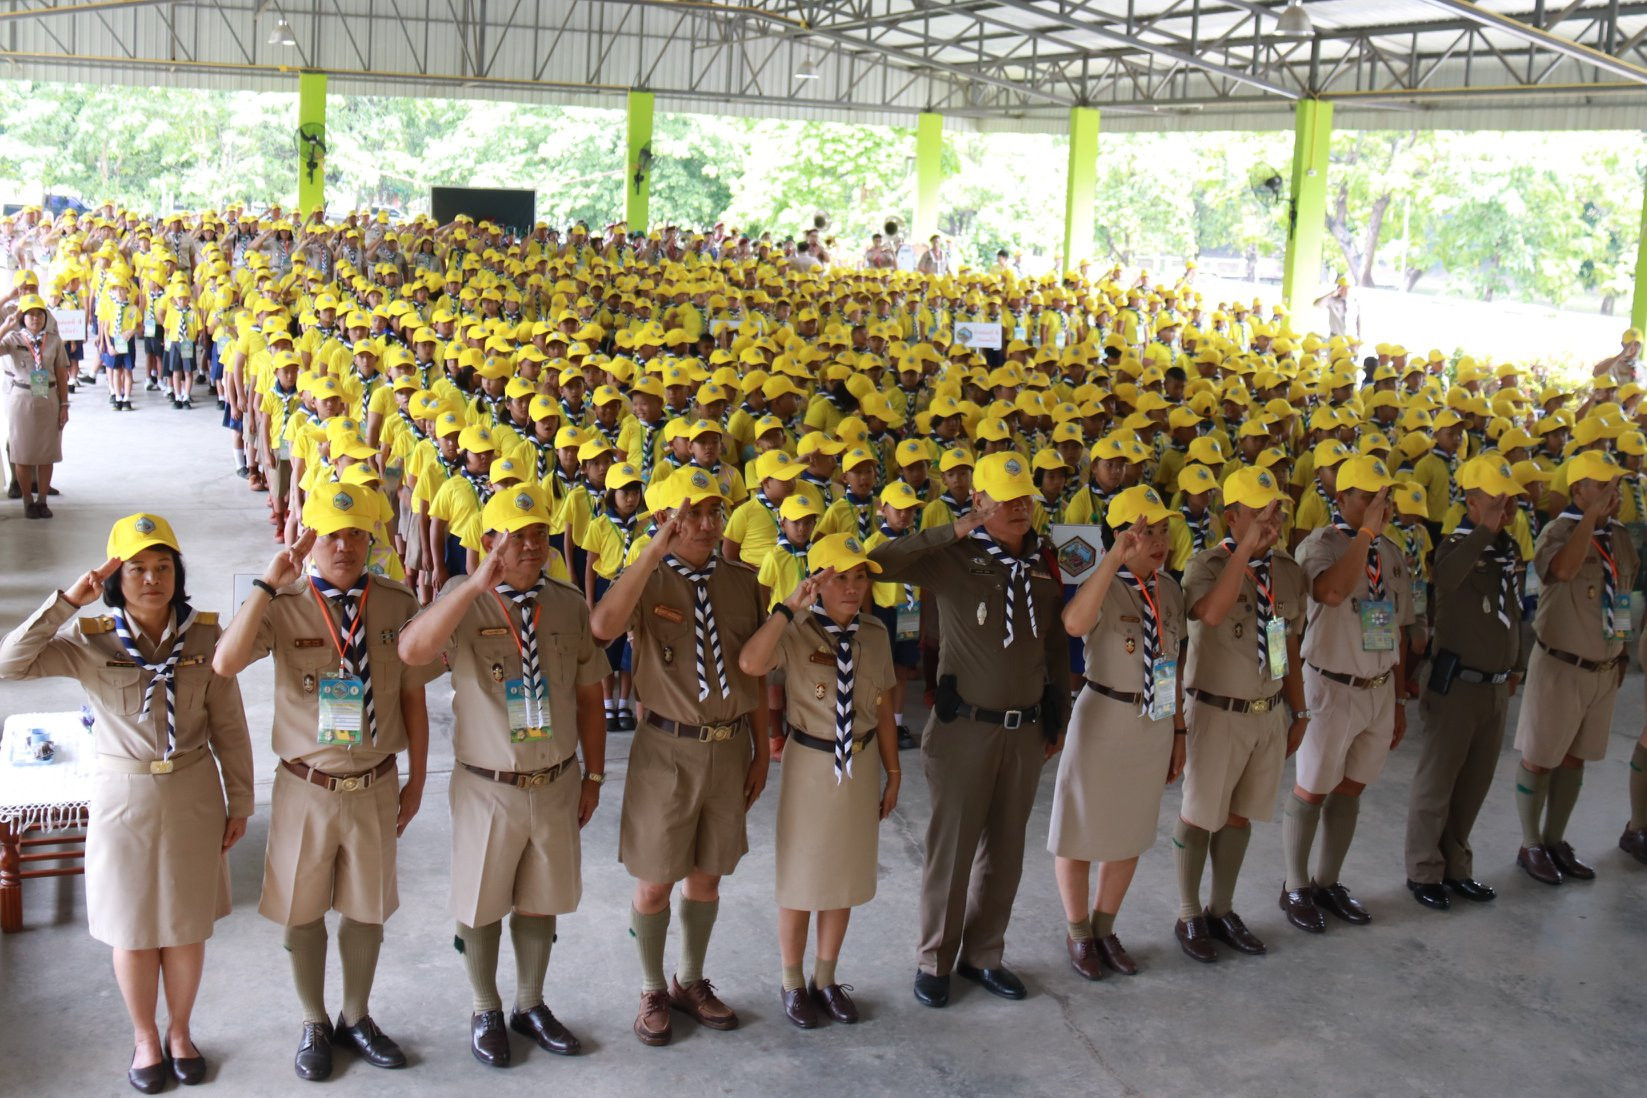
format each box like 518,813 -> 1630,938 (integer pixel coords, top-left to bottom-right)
98,746 -> 208,776
1538,641 -> 1624,674
1307,664 -> 1392,690
1188,688 -> 1285,715
784,723 -> 876,756
281,755 -> 397,793
461,756 -> 577,790
1083,680 -> 1142,707
648,713 -> 750,743
954,700 -> 1042,729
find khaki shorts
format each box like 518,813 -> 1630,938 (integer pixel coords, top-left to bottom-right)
1294,669 -> 1395,795
449,760 -> 583,926
1512,643 -> 1621,768
259,762 -> 400,927
619,719 -> 751,884
1181,698 -> 1287,831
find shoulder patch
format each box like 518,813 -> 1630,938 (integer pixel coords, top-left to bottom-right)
195,611 -> 219,626
79,616 -> 114,635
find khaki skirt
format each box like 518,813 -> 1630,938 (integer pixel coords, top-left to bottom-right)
86,750 -> 231,950
6,385 -> 61,465
774,733 -> 881,911
1047,685 -> 1173,863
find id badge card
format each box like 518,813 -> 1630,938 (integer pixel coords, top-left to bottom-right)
179,338 -> 195,358
1264,617 -> 1289,680
1607,591 -> 1635,640
112,337 -> 130,355
1412,577 -> 1428,616
1358,599 -> 1396,652
505,679 -> 550,743
28,367 -> 49,398
144,320 -> 158,338
895,606 -> 920,642
317,676 -> 365,745
1148,660 -> 1178,721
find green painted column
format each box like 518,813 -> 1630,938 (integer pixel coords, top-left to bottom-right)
1281,98 -> 1333,313
296,72 -> 327,215
625,89 -> 655,231
912,112 -> 943,244
1632,179 -> 1647,333
1061,106 -> 1100,271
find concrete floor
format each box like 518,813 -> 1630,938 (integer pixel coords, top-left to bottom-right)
3,384 -> 1647,1098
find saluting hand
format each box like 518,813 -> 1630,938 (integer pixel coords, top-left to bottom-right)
470,530 -> 510,589
1362,488 -> 1392,535
1112,521 -> 1147,562
263,528 -> 315,589
785,568 -> 834,612
645,507 -> 688,560
64,556 -> 122,608
953,498 -> 999,540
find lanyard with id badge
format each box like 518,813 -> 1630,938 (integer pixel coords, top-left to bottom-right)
1349,534 -> 1396,651
1245,565 -> 1290,680
896,584 -> 921,642
1595,537 -> 1634,641
1134,578 -> 1178,722
308,581 -> 372,746
24,334 -> 48,398
492,591 -> 550,743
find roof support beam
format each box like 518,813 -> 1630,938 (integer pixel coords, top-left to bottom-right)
1414,0 -> 1647,84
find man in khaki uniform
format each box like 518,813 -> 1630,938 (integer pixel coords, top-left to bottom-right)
1173,468 -> 1306,962
399,485 -> 609,1067
1404,455 -> 1526,910
590,466 -> 769,1047
1511,451 -> 1636,885
214,483 -> 439,1082
868,452 -> 1071,1007
1284,456 -> 1414,933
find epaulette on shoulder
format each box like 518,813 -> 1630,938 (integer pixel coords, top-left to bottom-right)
78,615 -> 114,635
195,611 -> 219,626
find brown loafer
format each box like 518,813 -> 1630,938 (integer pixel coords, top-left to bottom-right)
1095,933 -> 1137,976
1206,908 -> 1266,955
669,976 -> 739,1030
1312,882 -> 1371,925
1279,886 -> 1326,933
781,986 -> 822,1029
1066,935 -> 1106,980
1547,841 -> 1595,880
634,990 -> 673,1046
1517,844 -> 1564,886
1174,917 -> 1218,964
1620,825 -> 1647,866
811,981 -> 859,1024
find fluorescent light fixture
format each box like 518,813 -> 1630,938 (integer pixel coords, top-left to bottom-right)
1275,1 -> 1314,38
270,18 -> 297,47
795,57 -> 820,80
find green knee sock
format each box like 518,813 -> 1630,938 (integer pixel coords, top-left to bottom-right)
454,921 -> 503,1013
631,905 -> 671,993
1066,916 -> 1093,942
1208,823 -> 1252,917
1091,910 -> 1116,939
1630,744 -> 1647,830
283,918 -> 329,1024
1516,766 -> 1551,847
336,917 -> 383,1027
781,962 -> 805,992
510,914 -> 555,1011
1282,793 -> 1322,891
1314,793 -> 1360,886
813,957 -> 838,987
1172,817 -> 1211,921
675,897 -> 719,987
1542,766 -> 1584,846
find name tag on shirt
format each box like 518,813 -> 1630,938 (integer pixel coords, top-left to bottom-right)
653,605 -> 685,623
317,676 -> 365,745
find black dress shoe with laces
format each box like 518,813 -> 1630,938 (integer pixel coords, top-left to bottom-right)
912,969 -> 950,1008
294,1020 -> 334,1081
333,1013 -> 406,1069
955,962 -> 1027,1000
1313,882 -> 1372,924
470,1009 -> 510,1067
510,1003 -> 581,1055
1444,877 -> 1496,902
1206,909 -> 1266,955
897,725 -> 917,750
1407,880 -> 1450,911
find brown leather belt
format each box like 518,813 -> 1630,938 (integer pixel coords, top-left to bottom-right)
1188,688 -> 1285,715
648,713 -> 751,743
1307,664 -> 1391,690
461,755 -> 578,789
1538,641 -> 1624,674
784,723 -> 876,756
281,755 -> 397,793
1084,680 -> 1143,706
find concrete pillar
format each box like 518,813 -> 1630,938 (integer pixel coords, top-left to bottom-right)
912,111 -> 944,244
625,89 -> 655,231
1281,98 -> 1332,313
296,72 -> 327,215
1061,105 -> 1100,272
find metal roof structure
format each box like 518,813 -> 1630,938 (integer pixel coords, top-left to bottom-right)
1,1 -> 1645,132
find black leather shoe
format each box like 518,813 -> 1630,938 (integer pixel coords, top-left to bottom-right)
782,986 -> 822,1029
1620,825 -> 1647,865
617,709 -> 636,732
128,1051 -> 169,1094
811,981 -> 859,1024
1094,935 -> 1137,976
470,1009 -> 510,1067
1444,877 -> 1496,902
1279,887 -> 1326,933
169,1039 -> 206,1086
1407,880 -> 1450,911
1206,909 -> 1266,955
1547,841 -> 1595,880
510,1004 -> 581,1055
1313,882 -> 1372,925
912,969 -> 950,1008
897,725 -> 917,750
333,1013 -> 407,1069
1175,916 -> 1218,963
294,1021 -> 334,1082
955,962 -> 1027,1000
1517,844 -> 1564,885
606,712 -> 623,733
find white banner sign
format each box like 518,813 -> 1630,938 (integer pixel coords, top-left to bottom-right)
956,322 -> 1002,350
51,309 -> 86,342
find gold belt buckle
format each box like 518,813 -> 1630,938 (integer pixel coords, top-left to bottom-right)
850,737 -> 864,755
339,776 -> 362,793
1250,697 -> 1270,714
1370,672 -> 1390,688
529,772 -> 549,789
712,724 -> 733,742
149,759 -> 174,775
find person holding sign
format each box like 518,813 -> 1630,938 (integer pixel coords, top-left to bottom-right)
1049,485 -> 1186,981
1510,451 -> 1637,885
213,483 -> 440,1082
0,293 -> 71,518
0,513 -> 252,1093
398,485 -> 610,1067
1283,456 -> 1415,934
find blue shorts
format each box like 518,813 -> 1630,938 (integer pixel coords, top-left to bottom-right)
443,533 -> 468,578
592,575 -> 632,672
101,350 -> 135,371
872,605 -> 920,668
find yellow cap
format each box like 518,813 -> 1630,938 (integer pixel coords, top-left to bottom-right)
1222,466 -> 1286,510
1564,450 -> 1624,485
607,462 -> 643,491
302,484 -> 382,536
807,532 -> 883,576
755,449 -> 805,482
1457,453 -> 1522,496
1392,481 -> 1429,519
973,452 -> 1034,502
481,483 -> 553,533
1511,459 -> 1554,486
939,448 -> 976,472
1106,485 -> 1173,528
1335,455 -> 1396,494
880,481 -> 920,509
107,513 -> 180,560
779,488 -> 825,521
668,465 -> 729,506
895,439 -> 933,467
1312,439 -> 1351,468
14,293 -> 47,315
1177,463 -> 1218,497
458,425 -> 498,453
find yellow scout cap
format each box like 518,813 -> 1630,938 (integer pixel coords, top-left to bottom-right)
1511,459 -> 1554,486
807,532 -> 882,576
303,484 -> 381,536
1312,439 -> 1351,469
669,465 -> 729,506
1564,450 -> 1624,485
107,513 -> 180,559
939,448 -> 976,472
1177,462 -> 1219,497
1457,453 -> 1522,496
1186,437 -> 1225,466
755,449 -> 805,482
1392,481 -> 1429,518
1106,485 -> 1173,527
1222,466 -> 1286,510
482,483 -> 553,533
779,489 -> 825,521
457,425 -> 498,453
880,481 -> 920,508
1335,455 -> 1396,494
895,439 -> 934,467
607,462 -> 643,491
841,446 -> 877,471
973,452 -> 1034,502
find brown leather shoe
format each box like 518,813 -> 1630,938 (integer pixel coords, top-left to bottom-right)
1547,841 -> 1595,880
811,981 -> 858,1024
781,987 -> 821,1029
1206,908 -> 1266,955
633,990 -> 672,1047
1279,886 -> 1326,933
1312,882 -> 1371,925
669,976 -> 739,1030
1517,844 -> 1564,886
1620,825 -> 1647,866
1174,917 -> 1218,964
1066,935 -> 1106,980
1095,933 -> 1137,976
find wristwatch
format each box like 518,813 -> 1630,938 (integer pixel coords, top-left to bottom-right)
1291,709 -> 1313,721
583,770 -> 606,784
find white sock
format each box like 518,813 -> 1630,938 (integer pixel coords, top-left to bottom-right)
234,445 -> 246,470
895,712 -> 904,725
604,699 -> 617,715
618,698 -> 632,714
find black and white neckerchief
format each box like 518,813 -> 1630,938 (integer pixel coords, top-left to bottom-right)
879,520 -> 918,608
809,608 -> 860,784
775,533 -> 809,572
1441,448 -> 1463,507
969,527 -> 1038,647
1453,519 -> 1522,627
308,572 -> 377,741
110,605 -> 197,759
436,451 -> 462,479
939,491 -> 971,519
1116,568 -> 1160,717
664,554 -> 729,700
459,466 -> 494,504
605,505 -> 640,560
395,407 -> 427,442
842,491 -> 876,539
1330,511 -> 1387,600
496,578 -> 546,712
1559,506 -> 1620,634
1220,536 -> 1272,673
1182,507 -> 1211,554
754,489 -> 782,525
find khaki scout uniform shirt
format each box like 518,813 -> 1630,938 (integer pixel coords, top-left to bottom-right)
628,555 -> 764,725
779,613 -> 896,741
1432,525 -> 1525,674
1297,527 -> 1415,678
249,575 -> 442,770
436,578 -> 611,770
1532,515 -> 1640,663
1183,545 -> 1307,701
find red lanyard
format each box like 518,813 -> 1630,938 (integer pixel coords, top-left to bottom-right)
24,333 -> 42,369
1242,566 -> 1275,615
1130,574 -> 1165,656
308,580 -> 371,664
1593,537 -> 1618,585
490,589 -> 540,660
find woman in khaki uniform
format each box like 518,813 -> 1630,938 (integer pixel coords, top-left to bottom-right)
0,293 -> 72,518
1049,485 -> 1186,981
0,512 -> 253,1093
738,533 -> 900,1030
